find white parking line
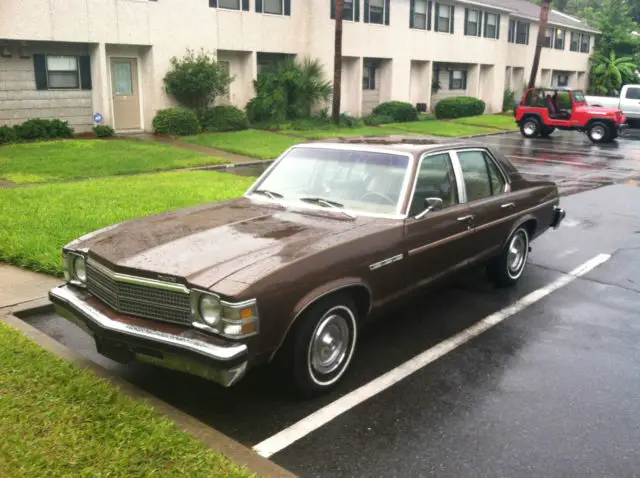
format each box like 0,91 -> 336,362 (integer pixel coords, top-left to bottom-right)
253,253 -> 612,458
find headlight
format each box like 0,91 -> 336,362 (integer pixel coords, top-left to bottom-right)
192,291 -> 259,339
63,251 -> 87,287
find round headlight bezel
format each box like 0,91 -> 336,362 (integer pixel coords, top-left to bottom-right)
198,294 -> 222,327
72,255 -> 87,283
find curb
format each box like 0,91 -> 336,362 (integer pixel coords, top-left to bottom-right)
1,299 -> 296,478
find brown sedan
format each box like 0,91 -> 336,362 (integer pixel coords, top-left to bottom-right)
49,141 -> 565,396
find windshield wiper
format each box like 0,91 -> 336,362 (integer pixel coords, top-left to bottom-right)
253,189 -> 283,199
298,196 -> 355,218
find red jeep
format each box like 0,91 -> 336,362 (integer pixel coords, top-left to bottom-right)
515,87 -> 627,143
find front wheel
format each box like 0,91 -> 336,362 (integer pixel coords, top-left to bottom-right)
587,121 -> 611,143
488,227 -> 530,288
283,294 -> 359,397
520,118 -> 540,138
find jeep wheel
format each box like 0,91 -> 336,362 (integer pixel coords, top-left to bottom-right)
520,118 -> 540,138
587,122 -> 611,143
488,227 -> 530,288
282,294 -> 359,397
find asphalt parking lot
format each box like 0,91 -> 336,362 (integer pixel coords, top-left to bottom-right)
26,130 -> 640,477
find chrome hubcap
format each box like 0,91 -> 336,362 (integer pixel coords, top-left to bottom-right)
310,314 -> 349,375
507,231 -> 527,276
591,126 -> 605,141
523,122 -> 537,136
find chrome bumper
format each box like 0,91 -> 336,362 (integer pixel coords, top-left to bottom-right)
49,285 -> 248,387
551,205 -> 566,229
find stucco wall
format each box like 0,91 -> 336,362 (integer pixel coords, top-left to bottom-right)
0,42 -> 93,132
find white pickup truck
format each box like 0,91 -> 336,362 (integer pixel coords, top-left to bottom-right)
586,84 -> 640,125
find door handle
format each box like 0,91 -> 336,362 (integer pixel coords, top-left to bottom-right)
457,215 -> 474,222
500,202 -> 515,209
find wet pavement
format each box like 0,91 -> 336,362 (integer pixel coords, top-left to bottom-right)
24,131 -> 640,477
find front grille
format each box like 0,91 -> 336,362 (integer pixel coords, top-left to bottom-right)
86,259 -> 192,325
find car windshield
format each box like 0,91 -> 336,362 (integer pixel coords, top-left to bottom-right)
249,146 -> 411,216
573,91 -> 586,102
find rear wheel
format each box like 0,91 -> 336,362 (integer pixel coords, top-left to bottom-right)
587,121 -> 611,143
488,227 -> 530,288
520,117 -> 540,138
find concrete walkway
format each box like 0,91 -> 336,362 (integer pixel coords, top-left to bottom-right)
0,264 -> 61,309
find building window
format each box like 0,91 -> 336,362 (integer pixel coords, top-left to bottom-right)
484,12 -> 499,39
449,69 -> 467,90
331,0 -> 357,21
435,3 -> 454,33
554,28 -> 566,49
363,62 -> 377,90
543,28 -> 553,47
580,34 -> 590,53
570,32 -> 579,51
412,0 -> 429,30
557,74 -> 569,87
368,0 -> 385,24
343,0 -> 354,20
218,0 -> 240,9
464,9 -> 480,36
515,21 -> 529,44
47,56 -> 80,89
263,0 -> 283,14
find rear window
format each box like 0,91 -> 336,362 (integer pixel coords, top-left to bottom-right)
625,87 -> 640,100
524,90 -> 546,107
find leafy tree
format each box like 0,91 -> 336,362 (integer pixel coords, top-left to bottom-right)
163,50 -> 233,115
589,51 -> 638,94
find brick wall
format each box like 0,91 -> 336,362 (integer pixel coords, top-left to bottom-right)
0,53 -> 93,133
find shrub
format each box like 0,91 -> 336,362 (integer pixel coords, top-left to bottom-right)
246,57 -> 332,123
503,89 -> 516,112
13,118 -> 74,141
419,113 -> 436,121
163,50 -> 233,115
339,113 -> 363,128
152,108 -> 200,136
435,96 -> 486,119
93,125 -> 115,138
200,106 -> 249,132
372,101 -> 419,122
0,125 -> 18,145
362,114 -> 395,126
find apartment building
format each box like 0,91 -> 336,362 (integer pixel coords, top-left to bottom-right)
0,0 -> 599,133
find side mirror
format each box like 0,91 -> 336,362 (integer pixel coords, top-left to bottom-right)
415,197 -> 443,219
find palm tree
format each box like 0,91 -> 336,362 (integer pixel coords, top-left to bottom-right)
589,51 -> 638,95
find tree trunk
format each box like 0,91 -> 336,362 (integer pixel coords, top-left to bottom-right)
332,0 -> 344,124
528,0 -> 551,89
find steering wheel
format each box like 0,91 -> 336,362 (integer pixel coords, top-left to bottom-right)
360,191 -> 395,205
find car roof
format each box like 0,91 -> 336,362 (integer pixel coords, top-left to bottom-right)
295,139 -> 490,157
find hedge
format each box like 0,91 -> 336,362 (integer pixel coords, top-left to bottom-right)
372,101 -> 419,122
200,106 -> 249,132
152,108 -> 200,136
435,96 -> 486,119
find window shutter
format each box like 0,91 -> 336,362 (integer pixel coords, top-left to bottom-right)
477,10 -> 482,36
242,0 -> 249,10
384,0 -> 390,24
450,5 -> 454,33
496,14 -> 500,39
255,0 -> 263,13
364,0 -> 370,22
462,70 -> 468,89
355,0 -> 360,21
483,12 -> 488,37
464,8 -> 468,35
410,0 -> 415,28
526,23 -> 530,44
209,0 -> 217,7
448,70 -> 453,90
79,55 -> 92,90
330,0 -> 335,19
427,1 -> 432,30
33,54 -> 47,90
284,0 -> 290,15
434,3 -> 439,31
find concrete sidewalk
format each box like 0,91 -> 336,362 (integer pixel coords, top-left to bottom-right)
0,265 -> 61,310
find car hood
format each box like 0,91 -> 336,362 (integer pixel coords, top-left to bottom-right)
575,105 -> 621,116
67,198 -> 382,290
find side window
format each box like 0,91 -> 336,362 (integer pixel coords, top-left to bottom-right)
457,151 -> 505,201
409,153 -> 458,216
625,87 -> 640,100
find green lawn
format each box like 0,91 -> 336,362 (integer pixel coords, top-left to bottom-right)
386,120 -> 495,136
0,171 -> 254,275
182,130 -> 304,159
0,139 -> 228,184
0,321 -> 254,478
451,114 -> 518,131
282,126 -> 402,140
